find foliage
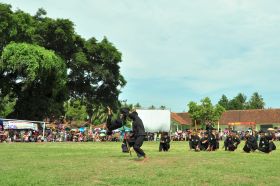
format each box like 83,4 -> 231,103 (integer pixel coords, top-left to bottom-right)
64,99 -> 88,123
188,97 -> 225,127
148,105 -> 156,109
91,105 -> 108,125
247,92 -> 265,109
0,94 -> 16,117
218,94 -> 229,110
218,92 -> 265,110
0,3 -> 126,120
134,103 -> 141,109
228,93 -> 247,110
0,42 -> 67,120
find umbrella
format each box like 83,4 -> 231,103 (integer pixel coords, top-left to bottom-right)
65,127 -> 71,131
100,133 -> 106,137
100,129 -> 107,133
267,128 -> 275,131
118,126 -> 132,132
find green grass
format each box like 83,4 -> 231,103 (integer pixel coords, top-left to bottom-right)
0,141 -> 279,186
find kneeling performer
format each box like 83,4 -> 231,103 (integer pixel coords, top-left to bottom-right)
258,130 -> 276,153
159,132 -> 171,152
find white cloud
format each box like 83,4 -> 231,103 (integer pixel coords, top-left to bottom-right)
2,0 -> 280,111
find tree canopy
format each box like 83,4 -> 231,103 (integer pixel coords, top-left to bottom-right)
0,3 -> 126,121
218,92 -> 265,110
0,42 -> 67,120
187,97 -> 225,128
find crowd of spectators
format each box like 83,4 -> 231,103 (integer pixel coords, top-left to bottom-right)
0,127 -> 125,143
1,124 -> 280,143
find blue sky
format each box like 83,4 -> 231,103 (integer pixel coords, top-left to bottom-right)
2,0 -> 280,111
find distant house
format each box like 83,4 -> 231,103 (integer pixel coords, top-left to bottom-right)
171,109 -> 280,131
171,112 -> 191,132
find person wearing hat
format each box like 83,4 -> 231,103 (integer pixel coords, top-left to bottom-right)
224,131 -> 240,151
243,131 -> 258,153
128,111 -> 147,160
258,130 -> 276,153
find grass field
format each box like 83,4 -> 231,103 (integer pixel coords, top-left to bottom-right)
0,141 -> 279,186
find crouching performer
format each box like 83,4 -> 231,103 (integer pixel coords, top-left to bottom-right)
258,130 -> 276,153
224,131 -> 240,151
189,131 -> 201,151
243,131 -> 258,153
159,132 -> 171,152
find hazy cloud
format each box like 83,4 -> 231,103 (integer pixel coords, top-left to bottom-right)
2,0 -> 280,111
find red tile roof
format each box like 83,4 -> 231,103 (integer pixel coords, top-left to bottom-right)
171,112 -> 190,125
172,109 -> 280,125
219,109 -> 280,124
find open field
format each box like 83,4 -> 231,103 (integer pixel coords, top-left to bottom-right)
0,141 -> 279,186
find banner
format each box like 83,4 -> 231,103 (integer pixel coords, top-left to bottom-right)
3,121 -> 38,130
136,109 -> 171,132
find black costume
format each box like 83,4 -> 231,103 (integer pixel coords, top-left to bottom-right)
208,132 -> 218,151
129,111 -> 146,158
106,108 -> 129,135
206,124 -> 214,134
243,134 -> 258,153
189,134 -> 201,151
200,135 -> 209,151
258,134 -> 276,153
159,133 -> 170,152
224,135 -> 240,151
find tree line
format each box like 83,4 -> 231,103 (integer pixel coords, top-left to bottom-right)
187,92 -> 265,128
218,92 -> 265,110
0,3 -> 126,122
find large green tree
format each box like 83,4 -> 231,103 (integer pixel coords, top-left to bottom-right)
64,99 -> 88,125
218,94 -> 229,110
0,42 -> 67,120
0,3 -> 126,120
247,92 -> 265,109
220,92 -> 265,110
228,93 -> 247,110
188,97 -> 225,128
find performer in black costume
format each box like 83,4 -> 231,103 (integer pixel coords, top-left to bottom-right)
105,107 -> 129,135
200,133 -> 209,151
208,130 -> 218,151
128,111 -> 147,160
189,131 -> 201,151
258,130 -> 276,153
159,132 -> 171,152
243,131 -> 258,153
105,107 -> 133,154
224,131 -> 240,151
